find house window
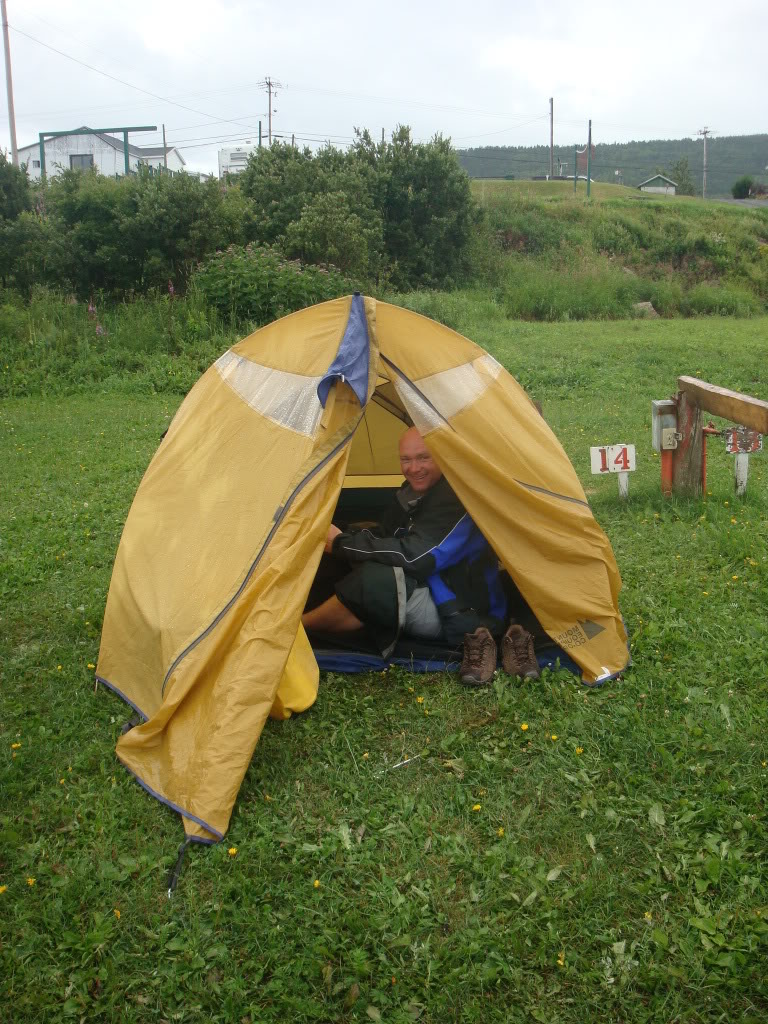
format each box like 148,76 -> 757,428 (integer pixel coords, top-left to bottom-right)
32,159 -> 41,168
70,154 -> 94,170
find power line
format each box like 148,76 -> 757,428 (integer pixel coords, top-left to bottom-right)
8,23 -> 264,136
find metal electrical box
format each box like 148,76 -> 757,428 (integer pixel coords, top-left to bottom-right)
652,399 -> 678,452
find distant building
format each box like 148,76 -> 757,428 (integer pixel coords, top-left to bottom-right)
218,145 -> 256,179
637,174 -> 677,196
18,127 -> 185,180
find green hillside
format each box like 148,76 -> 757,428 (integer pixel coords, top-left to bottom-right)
447,178 -> 768,321
459,134 -> 768,198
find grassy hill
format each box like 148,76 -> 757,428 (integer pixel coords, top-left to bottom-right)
448,179 -> 768,321
459,134 -> 768,198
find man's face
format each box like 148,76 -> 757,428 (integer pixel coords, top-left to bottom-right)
399,429 -> 442,493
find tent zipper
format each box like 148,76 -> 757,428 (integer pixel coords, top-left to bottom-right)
161,421 -> 361,697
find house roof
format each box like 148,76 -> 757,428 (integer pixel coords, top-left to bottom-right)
18,127 -> 185,165
637,174 -> 677,188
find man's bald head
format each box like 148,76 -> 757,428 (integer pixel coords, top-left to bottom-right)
398,427 -> 442,493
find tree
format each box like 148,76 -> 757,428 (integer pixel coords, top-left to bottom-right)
241,129 -> 479,289
668,157 -> 696,196
731,175 -> 754,199
283,191 -> 383,279
351,126 -> 478,289
0,151 -> 31,220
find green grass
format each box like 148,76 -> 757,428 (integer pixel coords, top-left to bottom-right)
2,310 -> 768,1022
467,179 -> 768,320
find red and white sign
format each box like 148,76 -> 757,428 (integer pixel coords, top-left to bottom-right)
590,444 -> 636,475
724,428 -> 762,455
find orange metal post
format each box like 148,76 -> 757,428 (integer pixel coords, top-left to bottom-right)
660,449 -> 674,497
701,422 -> 721,493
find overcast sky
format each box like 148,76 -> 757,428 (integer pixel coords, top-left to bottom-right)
3,0 -> 766,174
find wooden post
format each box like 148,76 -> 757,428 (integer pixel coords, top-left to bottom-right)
672,389 -> 703,496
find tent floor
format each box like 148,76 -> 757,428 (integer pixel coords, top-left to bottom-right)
308,628 -> 584,680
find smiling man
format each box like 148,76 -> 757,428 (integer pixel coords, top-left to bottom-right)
302,427 -> 540,685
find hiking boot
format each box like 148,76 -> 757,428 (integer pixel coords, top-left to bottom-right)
501,624 -> 540,679
460,627 -> 497,687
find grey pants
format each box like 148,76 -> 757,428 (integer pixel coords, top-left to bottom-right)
404,586 -> 442,639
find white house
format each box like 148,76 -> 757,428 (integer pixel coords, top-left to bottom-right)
18,127 -> 186,180
218,145 -> 256,179
637,174 -> 677,196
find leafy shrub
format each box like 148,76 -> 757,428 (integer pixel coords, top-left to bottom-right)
731,176 -> 754,200
240,129 -> 478,289
591,217 -> 633,255
190,244 -> 354,328
283,191 -> 384,280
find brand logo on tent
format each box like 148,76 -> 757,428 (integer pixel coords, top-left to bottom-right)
578,619 -> 606,640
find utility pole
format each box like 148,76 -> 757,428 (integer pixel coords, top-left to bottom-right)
162,123 -> 168,170
264,77 -> 282,145
549,97 -> 554,178
1,0 -> 18,166
587,119 -> 592,198
698,127 -> 712,199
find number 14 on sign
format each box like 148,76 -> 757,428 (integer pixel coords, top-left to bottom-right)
590,444 -> 636,499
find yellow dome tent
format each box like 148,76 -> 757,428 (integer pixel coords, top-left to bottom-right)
97,295 -> 628,845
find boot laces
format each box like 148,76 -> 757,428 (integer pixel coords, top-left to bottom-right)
466,633 -> 493,669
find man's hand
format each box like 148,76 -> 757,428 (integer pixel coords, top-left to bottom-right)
324,524 -> 342,554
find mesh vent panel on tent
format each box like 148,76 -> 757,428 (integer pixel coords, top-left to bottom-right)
215,351 -> 323,437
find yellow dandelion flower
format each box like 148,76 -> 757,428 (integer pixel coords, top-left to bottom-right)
408,687 -> 414,693
26,877 -> 36,887
472,804 -> 482,812
227,847 -> 237,857
424,710 -> 429,716
59,778 -> 65,785
57,665 -> 62,671
11,742 -> 21,750
520,723 -> 529,731
362,752 -> 369,760
575,747 -> 584,755
644,910 -> 652,920
551,734 -> 558,741
762,761 -> 767,768
313,879 -> 320,888
264,794 -> 272,801
114,908 -> 121,920
87,663 -> 95,670
0,885 -> 7,894
731,518 -> 737,525
497,827 -> 505,837
702,591 -> 708,596
557,952 -> 565,967
416,696 -> 424,704
732,575 -> 738,580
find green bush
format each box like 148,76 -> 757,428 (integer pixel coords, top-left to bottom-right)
732,176 -> 754,199
190,244 -> 354,328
